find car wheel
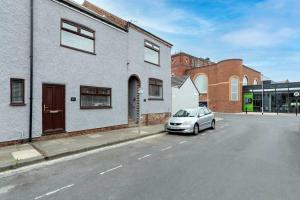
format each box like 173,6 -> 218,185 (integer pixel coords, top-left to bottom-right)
193,124 -> 199,135
211,120 -> 216,129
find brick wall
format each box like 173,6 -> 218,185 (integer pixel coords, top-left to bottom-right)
171,52 -> 261,113
171,53 -> 213,76
142,112 -> 170,125
185,59 -> 261,113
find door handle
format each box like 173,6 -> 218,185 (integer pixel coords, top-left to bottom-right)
49,110 -> 63,114
49,110 -> 59,114
43,104 -> 49,112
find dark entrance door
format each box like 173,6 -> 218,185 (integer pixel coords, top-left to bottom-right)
42,84 -> 65,134
128,76 -> 140,124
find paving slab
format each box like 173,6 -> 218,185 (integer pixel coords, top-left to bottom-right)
0,124 -> 165,172
0,144 -> 44,171
32,124 -> 165,159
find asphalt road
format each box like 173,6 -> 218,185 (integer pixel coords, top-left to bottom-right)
1,114 -> 300,200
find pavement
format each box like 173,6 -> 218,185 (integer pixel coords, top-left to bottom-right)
0,124 -> 165,172
219,111 -> 299,116
1,114 -> 300,200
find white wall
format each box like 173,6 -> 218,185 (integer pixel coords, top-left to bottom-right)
32,0 -> 128,136
0,0 -> 30,141
127,28 -> 172,115
172,78 -> 199,114
0,0 -> 172,142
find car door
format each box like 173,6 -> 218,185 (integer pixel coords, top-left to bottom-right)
197,108 -> 206,130
203,107 -> 212,128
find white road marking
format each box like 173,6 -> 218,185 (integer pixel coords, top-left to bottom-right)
138,154 -> 152,160
161,146 -> 172,151
99,165 -> 123,175
0,185 -> 15,195
0,134 -> 165,178
34,184 -> 74,200
179,141 -> 188,144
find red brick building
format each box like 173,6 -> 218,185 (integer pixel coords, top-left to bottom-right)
171,52 -> 261,113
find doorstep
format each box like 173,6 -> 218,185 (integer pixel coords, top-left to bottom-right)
0,124 -> 165,172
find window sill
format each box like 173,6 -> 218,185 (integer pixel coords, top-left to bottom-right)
148,98 -> 164,101
80,106 -> 112,109
10,103 -> 26,106
144,60 -> 160,67
60,44 -> 96,55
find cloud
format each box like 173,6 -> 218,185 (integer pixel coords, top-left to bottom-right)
74,0 -> 214,36
72,0 -> 300,81
221,27 -> 294,48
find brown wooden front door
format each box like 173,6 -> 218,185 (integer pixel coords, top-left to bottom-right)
42,84 -> 65,134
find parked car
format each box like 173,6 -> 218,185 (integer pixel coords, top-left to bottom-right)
165,107 -> 215,134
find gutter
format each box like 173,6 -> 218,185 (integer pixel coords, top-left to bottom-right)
127,22 -> 173,47
29,0 -> 34,142
57,0 -> 127,32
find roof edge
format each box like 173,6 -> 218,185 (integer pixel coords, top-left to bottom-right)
128,22 -> 173,47
172,52 -> 215,64
58,0 -> 128,31
243,65 -> 261,74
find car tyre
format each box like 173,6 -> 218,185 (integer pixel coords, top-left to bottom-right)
193,124 -> 199,135
211,120 -> 216,129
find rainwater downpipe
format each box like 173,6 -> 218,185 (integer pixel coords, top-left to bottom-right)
29,0 -> 34,142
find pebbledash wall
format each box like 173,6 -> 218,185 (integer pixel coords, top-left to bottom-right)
0,0 -> 172,143
172,53 -> 261,113
0,1 -> 31,142
127,25 -> 172,124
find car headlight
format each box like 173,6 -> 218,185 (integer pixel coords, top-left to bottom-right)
182,121 -> 194,126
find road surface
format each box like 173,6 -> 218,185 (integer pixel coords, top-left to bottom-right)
1,114 -> 300,200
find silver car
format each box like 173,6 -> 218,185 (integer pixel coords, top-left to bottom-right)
166,107 -> 215,134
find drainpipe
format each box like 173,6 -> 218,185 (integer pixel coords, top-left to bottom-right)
29,0 -> 34,142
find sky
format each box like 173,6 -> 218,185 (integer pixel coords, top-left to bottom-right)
74,0 -> 300,81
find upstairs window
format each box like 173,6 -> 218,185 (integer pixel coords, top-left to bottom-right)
80,86 -> 111,109
254,79 -> 258,85
230,77 -> 239,101
61,19 -> 95,54
149,78 -> 163,100
10,78 -> 25,106
144,41 -> 160,65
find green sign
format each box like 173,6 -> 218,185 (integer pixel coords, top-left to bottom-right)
243,93 -> 253,112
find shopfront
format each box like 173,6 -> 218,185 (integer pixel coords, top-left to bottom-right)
243,81 -> 300,113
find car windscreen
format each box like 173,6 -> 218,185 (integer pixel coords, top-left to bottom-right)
173,109 -> 197,117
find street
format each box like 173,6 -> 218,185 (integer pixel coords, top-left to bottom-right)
1,114 -> 300,200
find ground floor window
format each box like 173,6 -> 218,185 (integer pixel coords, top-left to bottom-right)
148,78 -> 163,100
80,86 -> 111,109
247,91 -> 300,113
10,78 -> 25,106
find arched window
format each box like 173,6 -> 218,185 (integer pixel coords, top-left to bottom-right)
194,74 -> 208,94
253,79 -> 258,85
242,76 -> 248,86
230,77 -> 239,101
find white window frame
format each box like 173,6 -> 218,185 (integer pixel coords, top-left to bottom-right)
242,75 -> 248,86
230,77 -> 239,101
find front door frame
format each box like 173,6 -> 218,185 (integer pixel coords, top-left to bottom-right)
42,83 -> 66,134
128,75 -> 141,124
